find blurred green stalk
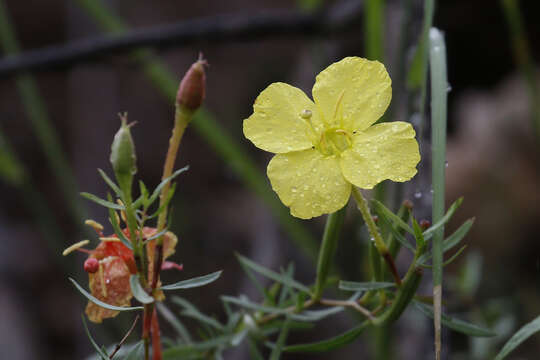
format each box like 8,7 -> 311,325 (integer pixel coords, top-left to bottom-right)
429,27 -> 448,360
0,0 -> 87,225
74,0 -> 318,262
500,0 -> 540,140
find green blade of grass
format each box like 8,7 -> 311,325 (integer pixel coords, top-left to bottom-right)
429,27 -> 448,360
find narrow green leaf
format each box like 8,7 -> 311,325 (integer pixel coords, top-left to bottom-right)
222,295 -> 288,316
284,321 -> 370,352
414,301 -> 495,337
339,281 -> 395,292
372,200 -> 414,235
411,218 -> 425,248
171,296 -> 224,331
269,318 -> 291,360
162,334 -> 235,358
236,254 -> 311,294
129,275 -> 154,304
419,245 -> 468,268
376,208 -> 415,253
424,197 -> 463,241
144,227 -> 169,243
278,263 -> 295,306
289,307 -> 344,322
81,315 -> 109,360
147,166 -> 189,205
138,180 -> 149,205
156,303 -> 192,343
416,218 -> 474,264
148,183 -> 176,219
160,270 -> 222,291
81,192 -> 124,210
247,338 -> 265,360
97,168 -> 122,197
124,341 -> 143,360
107,195 -> 132,250
69,278 -> 143,311
494,315 -> 540,360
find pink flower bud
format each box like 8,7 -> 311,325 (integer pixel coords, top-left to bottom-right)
84,258 -> 99,273
176,54 -> 207,111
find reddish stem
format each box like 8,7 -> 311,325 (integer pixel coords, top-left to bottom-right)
151,307 -> 162,360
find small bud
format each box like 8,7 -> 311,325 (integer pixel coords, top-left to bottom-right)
84,258 -> 99,273
372,215 -> 379,224
176,54 -> 207,111
403,199 -> 414,210
110,113 -> 137,190
419,219 -> 431,230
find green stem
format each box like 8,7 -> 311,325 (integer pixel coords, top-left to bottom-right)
156,105 -> 191,237
417,0 -> 435,144
74,0 -> 318,263
313,208 -> 346,300
352,187 -> 402,286
429,27 -> 448,360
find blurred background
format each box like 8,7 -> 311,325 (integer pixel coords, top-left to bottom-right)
0,0 -> 539,359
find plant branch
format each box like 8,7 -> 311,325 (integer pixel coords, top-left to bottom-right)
109,314 -> 140,359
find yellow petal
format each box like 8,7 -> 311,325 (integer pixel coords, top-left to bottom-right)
340,122 -> 420,189
312,57 -> 391,131
267,149 -> 351,219
243,82 -> 320,153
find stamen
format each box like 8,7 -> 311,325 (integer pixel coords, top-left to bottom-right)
85,219 -> 104,235
117,199 -> 127,223
335,129 -> 353,146
99,236 -> 121,242
62,240 -> 90,256
333,90 -> 346,124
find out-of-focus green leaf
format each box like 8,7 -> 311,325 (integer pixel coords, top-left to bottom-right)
339,281 -> 395,292
172,296 -> 224,331
414,301 -> 495,337
160,271 -> 222,291
269,317 -> 291,360
494,314 -> 540,360
81,315 -> 109,360
107,196 -> 133,250
236,254 -> 311,294
129,275 -> 154,304
156,303 -> 192,343
124,341 -> 143,360
284,321 -> 370,352
69,278 -> 143,311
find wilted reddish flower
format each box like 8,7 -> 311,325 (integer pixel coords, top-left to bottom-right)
84,227 -> 178,323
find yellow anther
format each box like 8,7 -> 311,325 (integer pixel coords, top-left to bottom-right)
62,240 -> 90,256
99,236 -> 121,242
84,219 -> 104,233
116,199 -> 127,223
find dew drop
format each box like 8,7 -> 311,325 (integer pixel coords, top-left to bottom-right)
291,186 -> 297,193
414,191 -> 422,199
445,160 -> 449,168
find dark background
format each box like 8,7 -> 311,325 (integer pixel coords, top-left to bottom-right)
0,0 -> 539,359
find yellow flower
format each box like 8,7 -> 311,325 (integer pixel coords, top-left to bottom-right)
243,57 -> 420,219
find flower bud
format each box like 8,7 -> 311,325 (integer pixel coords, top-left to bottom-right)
419,219 -> 431,230
110,114 -> 137,190
84,258 -> 99,273
176,54 -> 207,111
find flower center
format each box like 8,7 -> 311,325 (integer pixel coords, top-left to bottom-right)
318,127 -> 352,156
